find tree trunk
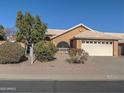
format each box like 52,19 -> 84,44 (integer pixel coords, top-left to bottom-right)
30,43 -> 34,64
25,41 -> 28,55
25,43 -> 27,55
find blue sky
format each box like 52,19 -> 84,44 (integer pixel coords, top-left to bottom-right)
0,0 -> 123,32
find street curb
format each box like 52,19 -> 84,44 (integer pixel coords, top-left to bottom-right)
0,74 -> 123,81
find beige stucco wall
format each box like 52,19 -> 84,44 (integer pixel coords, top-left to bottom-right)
51,26 -> 90,47
113,41 -> 119,56
76,40 -> 82,49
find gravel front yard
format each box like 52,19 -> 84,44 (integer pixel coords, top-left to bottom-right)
0,53 -> 123,76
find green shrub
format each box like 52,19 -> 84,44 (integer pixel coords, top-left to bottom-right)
34,41 -> 57,62
67,48 -> 89,64
0,42 -> 25,64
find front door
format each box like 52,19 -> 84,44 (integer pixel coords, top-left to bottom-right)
121,45 -> 124,56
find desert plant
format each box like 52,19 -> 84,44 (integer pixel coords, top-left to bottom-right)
34,41 -> 57,62
67,48 -> 89,64
0,42 -> 26,64
68,48 -> 77,57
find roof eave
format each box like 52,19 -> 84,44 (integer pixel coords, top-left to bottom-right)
73,37 -> 121,40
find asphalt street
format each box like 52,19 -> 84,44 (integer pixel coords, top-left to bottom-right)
0,80 -> 123,93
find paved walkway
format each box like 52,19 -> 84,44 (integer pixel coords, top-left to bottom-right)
0,53 -> 123,80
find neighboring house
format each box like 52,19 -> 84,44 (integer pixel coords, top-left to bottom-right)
46,24 -> 124,56
7,35 -> 16,42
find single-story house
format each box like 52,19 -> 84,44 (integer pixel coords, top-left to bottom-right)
46,24 -> 124,56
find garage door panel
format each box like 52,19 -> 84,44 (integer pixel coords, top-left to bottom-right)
82,40 -> 113,56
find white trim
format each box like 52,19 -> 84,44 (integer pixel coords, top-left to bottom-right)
65,23 -> 95,32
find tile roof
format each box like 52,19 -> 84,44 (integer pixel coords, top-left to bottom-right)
46,29 -> 66,38
45,24 -> 124,40
74,31 -> 122,40
102,32 -> 124,42
103,32 -> 124,39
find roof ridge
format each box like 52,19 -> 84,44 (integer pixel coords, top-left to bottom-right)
65,23 -> 95,32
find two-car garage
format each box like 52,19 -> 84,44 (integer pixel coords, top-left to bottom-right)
82,40 -> 113,56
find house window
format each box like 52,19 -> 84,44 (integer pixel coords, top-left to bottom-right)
57,41 -> 70,48
86,41 -> 89,44
110,42 -> 113,44
106,42 -> 108,44
90,41 -> 93,44
94,41 -> 97,44
98,42 -> 101,44
82,41 -> 85,43
102,42 -> 105,44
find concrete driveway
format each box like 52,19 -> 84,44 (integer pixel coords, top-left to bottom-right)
0,54 -> 123,80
